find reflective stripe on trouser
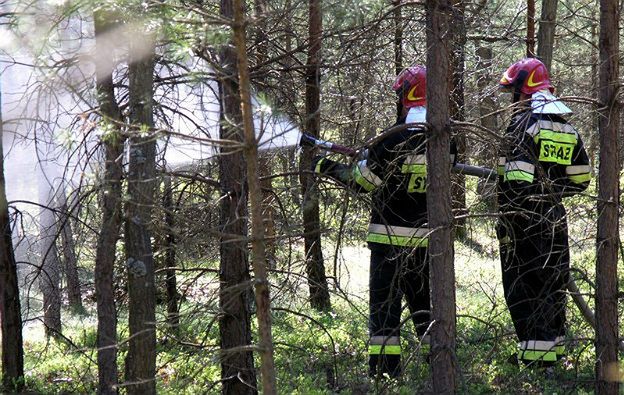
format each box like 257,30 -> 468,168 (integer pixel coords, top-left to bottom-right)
369,336 -> 401,355
369,247 -> 430,377
366,224 -> 429,248
518,340 -> 557,362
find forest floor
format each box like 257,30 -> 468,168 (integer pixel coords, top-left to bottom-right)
15,213 -> 611,394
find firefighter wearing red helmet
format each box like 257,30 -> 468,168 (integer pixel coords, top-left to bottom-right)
496,58 -> 591,366
312,65 -> 456,377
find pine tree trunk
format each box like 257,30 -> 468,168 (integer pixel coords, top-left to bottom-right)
393,0 -> 403,119
38,180 -> 62,338
536,0 -> 557,70
58,196 -> 83,313
426,1 -> 457,392
124,28 -> 157,395
163,177 -> 179,331
218,1 -> 257,393
450,0 -> 467,238
232,0 -> 277,391
300,0 -> 331,311
526,0 -> 536,56
0,80 -> 24,392
93,10 -> 124,394
595,1 -> 619,393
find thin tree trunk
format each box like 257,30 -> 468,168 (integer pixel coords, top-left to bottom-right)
58,196 -> 83,313
526,0 -> 536,57
393,0 -> 403,119
450,0 -> 466,238
595,0 -> 619,393
38,181 -> 62,338
426,0 -> 456,393
232,0 -> 277,392
124,27 -> 157,395
536,0 -> 557,70
0,79 -> 24,392
300,0 -> 331,311
218,0 -> 257,393
475,46 -> 498,210
93,10 -> 124,394
163,177 -> 179,331
254,0 -> 277,266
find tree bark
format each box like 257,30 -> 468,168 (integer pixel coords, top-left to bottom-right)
475,46 -> 498,210
162,177 -> 179,331
536,0 -> 557,70
393,0 -> 403,119
124,27 -> 157,395
526,0 -> 536,57
300,0 -> 331,311
93,10 -> 124,394
0,77 -> 24,392
595,0 -> 619,393
450,0 -> 466,238
58,195 -> 83,313
254,0 -> 277,266
232,0 -> 277,392
426,1 -> 457,393
38,181 -> 62,338
218,1 -> 257,393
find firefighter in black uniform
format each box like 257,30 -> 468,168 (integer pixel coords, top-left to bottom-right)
312,65 -> 456,377
496,58 -> 591,365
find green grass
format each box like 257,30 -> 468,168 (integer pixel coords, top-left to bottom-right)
12,211 -> 624,394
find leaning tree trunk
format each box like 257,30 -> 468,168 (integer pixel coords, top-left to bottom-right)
124,27 -> 157,395
58,193 -> 83,313
450,0 -> 467,238
536,0 -> 557,70
426,0 -> 457,393
300,0 -> 331,311
0,79 -> 24,392
232,0 -> 277,391
595,0 -> 620,393
93,9 -> 124,394
218,0 -> 257,393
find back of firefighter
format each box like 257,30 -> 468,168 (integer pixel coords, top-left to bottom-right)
313,65 -> 456,377
496,58 -> 591,366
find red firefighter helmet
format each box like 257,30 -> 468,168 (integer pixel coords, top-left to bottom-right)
499,58 -> 553,95
393,65 -> 426,108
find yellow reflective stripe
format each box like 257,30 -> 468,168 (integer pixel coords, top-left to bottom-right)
314,158 -> 326,174
401,163 -> 427,174
518,350 -> 557,362
568,173 -> 590,184
366,233 -> 428,247
369,345 -> 401,355
533,129 -> 578,145
497,165 -> 505,176
504,170 -> 534,183
554,345 -> 565,355
352,165 -> 376,191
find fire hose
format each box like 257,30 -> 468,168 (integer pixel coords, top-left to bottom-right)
300,132 -> 497,180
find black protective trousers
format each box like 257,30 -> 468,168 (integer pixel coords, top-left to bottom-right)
368,245 -> 430,377
497,205 -> 569,359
